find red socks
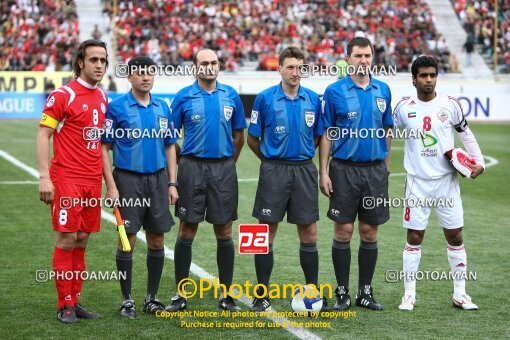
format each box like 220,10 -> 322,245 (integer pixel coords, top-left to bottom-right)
72,247 -> 86,305
53,246 -> 86,309
53,247 -> 73,309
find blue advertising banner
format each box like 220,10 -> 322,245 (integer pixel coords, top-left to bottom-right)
0,92 -> 176,119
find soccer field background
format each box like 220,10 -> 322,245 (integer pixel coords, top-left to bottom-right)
0,121 -> 509,339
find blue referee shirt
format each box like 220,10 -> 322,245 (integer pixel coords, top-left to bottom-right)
102,90 -> 176,173
248,83 -> 324,161
323,76 -> 393,162
171,81 -> 247,158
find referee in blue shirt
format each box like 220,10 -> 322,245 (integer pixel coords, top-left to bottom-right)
247,47 -> 327,312
102,56 -> 179,318
165,49 -> 247,312
319,37 -> 393,311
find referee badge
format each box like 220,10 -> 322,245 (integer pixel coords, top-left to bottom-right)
251,110 -> 258,124
305,111 -> 315,127
224,106 -> 233,121
376,98 -> 387,113
158,117 -> 168,130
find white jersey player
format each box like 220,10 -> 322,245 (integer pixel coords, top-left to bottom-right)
392,56 -> 485,311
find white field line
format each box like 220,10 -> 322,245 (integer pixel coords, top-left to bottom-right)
0,180 -> 39,184
0,149 -> 322,340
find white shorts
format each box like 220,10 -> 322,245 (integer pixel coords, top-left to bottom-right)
403,173 -> 464,230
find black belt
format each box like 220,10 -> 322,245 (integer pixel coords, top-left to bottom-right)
262,158 -> 313,166
114,167 -> 166,175
332,158 -> 383,167
182,155 -> 232,163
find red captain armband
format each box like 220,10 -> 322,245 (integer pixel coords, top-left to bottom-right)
444,148 -> 476,179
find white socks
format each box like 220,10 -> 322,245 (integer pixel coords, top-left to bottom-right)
447,243 -> 467,296
403,242 -> 422,297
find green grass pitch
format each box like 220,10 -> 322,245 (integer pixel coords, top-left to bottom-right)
0,121 -> 509,339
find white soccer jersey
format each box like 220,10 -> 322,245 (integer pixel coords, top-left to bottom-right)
392,93 -> 469,180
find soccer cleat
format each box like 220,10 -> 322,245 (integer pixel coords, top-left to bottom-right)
251,290 -> 271,312
119,299 -> 136,319
165,295 -> 187,312
74,303 -> 101,319
452,294 -> 478,310
321,297 -> 332,312
57,306 -> 80,324
143,296 -> 165,315
355,285 -> 384,310
334,286 -> 351,311
398,295 -> 416,311
219,295 -> 241,312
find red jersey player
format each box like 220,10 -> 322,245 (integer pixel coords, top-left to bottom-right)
37,39 -> 108,324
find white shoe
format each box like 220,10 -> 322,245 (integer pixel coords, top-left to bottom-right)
398,295 -> 416,311
452,294 -> 478,310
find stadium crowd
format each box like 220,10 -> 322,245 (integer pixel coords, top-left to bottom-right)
104,0 -> 456,72
453,0 -> 510,73
0,0 -> 80,72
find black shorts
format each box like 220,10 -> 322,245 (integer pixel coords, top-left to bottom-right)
113,168 -> 174,234
176,156 -> 238,224
327,159 -> 389,225
252,158 -> 319,224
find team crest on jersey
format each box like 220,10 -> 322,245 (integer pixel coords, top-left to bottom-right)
47,96 -> 55,107
305,111 -> 315,127
437,110 -> 448,122
158,117 -> 168,130
82,104 -> 88,111
224,106 -> 233,121
376,98 -> 386,113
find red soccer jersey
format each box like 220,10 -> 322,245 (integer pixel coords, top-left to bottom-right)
40,78 -> 107,185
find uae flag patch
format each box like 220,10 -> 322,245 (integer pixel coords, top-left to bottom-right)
408,112 -> 417,118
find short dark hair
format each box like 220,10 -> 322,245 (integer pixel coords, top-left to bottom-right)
192,50 -> 200,65
72,39 -> 108,77
411,56 -> 438,77
346,37 -> 373,56
128,55 -> 155,74
278,46 -> 306,66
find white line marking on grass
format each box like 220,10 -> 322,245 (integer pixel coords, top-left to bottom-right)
0,180 -> 38,184
0,149 -> 322,340
0,150 -> 39,178
238,178 -> 258,182
483,155 -> 499,168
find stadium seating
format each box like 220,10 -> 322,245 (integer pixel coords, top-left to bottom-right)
104,0 -> 455,72
452,0 -> 510,73
0,0 -> 80,72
